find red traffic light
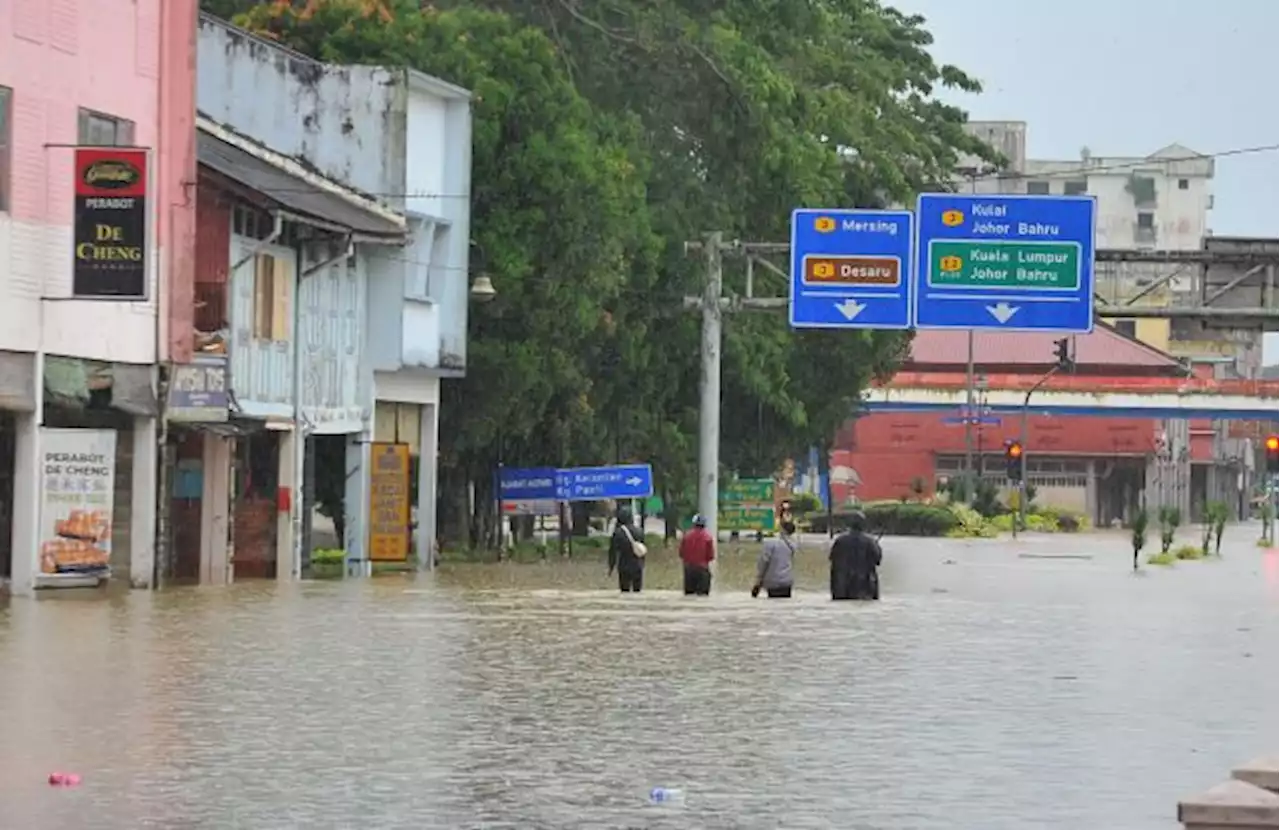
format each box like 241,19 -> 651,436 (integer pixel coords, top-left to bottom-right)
1006,442 -> 1023,458
1266,435 -> 1279,453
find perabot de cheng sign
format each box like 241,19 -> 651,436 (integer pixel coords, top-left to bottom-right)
72,148 -> 148,299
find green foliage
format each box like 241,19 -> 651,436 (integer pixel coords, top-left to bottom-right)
789,492 -> 822,516
211,0 -> 997,546
1158,505 -> 1181,554
1131,508 -> 1148,569
969,478 -> 1003,519
1146,551 -> 1176,566
1205,500 -> 1229,556
808,503 -> 959,536
946,503 -> 996,538
1174,544 -> 1204,561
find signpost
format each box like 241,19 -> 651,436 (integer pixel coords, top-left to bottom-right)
789,208 -> 914,329
499,464 -> 654,503
913,193 -> 1097,332
718,479 -> 775,532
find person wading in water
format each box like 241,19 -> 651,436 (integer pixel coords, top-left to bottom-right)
679,514 -> 715,596
607,506 -> 647,593
828,510 -> 882,600
752,520 -> 798,598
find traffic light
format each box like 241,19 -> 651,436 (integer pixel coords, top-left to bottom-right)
1266,434 -> 1279,474
1004,440 -> 1024,481
1054,337 -> 1072,370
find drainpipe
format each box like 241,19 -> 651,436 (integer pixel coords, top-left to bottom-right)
292,235 -> 354,579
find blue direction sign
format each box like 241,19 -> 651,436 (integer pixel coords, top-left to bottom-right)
913,193 -> 1097,333
498,464 -> 654,503
556,464 -> 653,502
789,208 -> 913,330
499,466 -> 559,501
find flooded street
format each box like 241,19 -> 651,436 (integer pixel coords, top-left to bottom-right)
1,528 -> 1276,829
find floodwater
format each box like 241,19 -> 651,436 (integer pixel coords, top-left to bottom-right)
1,528 -> 1276,829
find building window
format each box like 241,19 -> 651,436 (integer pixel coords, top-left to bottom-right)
1134,211 -> 1156,244
1026,180 -> 1051,195
1137,212 -> 1155,229
77,108 -> 135,147
252,252 -> 291,341
0,86 -> 10,212
1178,178 -> 1189,190
1113,319 -> 1137,338
1127,174 -> 1157,207
1063,180 -> 1087,196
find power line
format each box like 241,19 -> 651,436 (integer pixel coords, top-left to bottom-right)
224,142 -> 1279,199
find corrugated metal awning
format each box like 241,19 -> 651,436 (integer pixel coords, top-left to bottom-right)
196,129 -> 405,240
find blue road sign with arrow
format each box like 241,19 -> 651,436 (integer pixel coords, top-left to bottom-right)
913,193 -> 1097,333
789,208 -> 913,330
499,464 -> 654,503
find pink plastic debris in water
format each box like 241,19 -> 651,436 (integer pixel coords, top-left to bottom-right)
47,772 -> 81,787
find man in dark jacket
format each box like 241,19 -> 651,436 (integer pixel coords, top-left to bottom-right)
608,506 -> 645,593
829,511 -> 882,600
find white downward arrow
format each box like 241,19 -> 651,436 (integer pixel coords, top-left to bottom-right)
625,477 -> 642,486
986,302 -> 1020,324
834,299 -> 866,321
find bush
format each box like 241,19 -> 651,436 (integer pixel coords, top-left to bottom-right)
1146,551 -> 1176,566
947,503 -> 996,538
790,492 -> 822,516
808,503 -> 959,536
311,548 -> 345,565
1173,544 -> 1204,561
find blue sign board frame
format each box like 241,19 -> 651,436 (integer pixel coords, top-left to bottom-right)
499,464 -> 654,503
913,193 -> 1097,333
789,208 -> 914,330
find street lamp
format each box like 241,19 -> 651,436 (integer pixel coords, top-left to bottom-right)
470,274 -> 497,303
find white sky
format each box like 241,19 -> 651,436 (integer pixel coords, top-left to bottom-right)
899,0 -> 1279,362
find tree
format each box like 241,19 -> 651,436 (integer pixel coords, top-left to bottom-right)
213,0 -> 997,547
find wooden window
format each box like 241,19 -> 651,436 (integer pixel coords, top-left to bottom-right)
0,87 -> 10,212
77,108 -> 135,147
252,252 -> 292,341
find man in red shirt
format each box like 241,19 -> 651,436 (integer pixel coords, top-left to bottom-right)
680,514 -> 716,596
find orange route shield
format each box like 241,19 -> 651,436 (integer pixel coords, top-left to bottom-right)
802,255 -> 901,287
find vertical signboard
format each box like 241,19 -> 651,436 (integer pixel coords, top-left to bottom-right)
72,148 -> 149,299
368,442 -> 411,562
39,428 -> 117,576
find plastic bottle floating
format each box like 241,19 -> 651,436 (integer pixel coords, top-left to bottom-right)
48,772 -> 81,787
649,787 -> 684,805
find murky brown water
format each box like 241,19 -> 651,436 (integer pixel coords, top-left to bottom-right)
1,529 -> 1276,829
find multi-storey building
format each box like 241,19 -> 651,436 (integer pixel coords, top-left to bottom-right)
0,0 -> 199,594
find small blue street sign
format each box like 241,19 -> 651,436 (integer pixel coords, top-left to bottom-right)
789,208 -> 914,330
498,466 -> 560,501
498,464 -> 654,503
913,193 -> 1097,333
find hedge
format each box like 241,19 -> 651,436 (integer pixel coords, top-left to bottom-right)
807,503 -> 959,537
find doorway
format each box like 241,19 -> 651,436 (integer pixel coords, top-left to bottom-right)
0,412 -> 14,581
232,430 -> 280,579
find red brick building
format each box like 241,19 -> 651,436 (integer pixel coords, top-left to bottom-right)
832,326 -> 1269,525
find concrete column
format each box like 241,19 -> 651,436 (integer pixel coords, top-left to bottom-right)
343,432 -> 372,577
276,429 -> 297,581
1084,458 -> 1098,525
1179,781 -> 1278,828
9,412 -> 41,596
200,433 -> 232,585
418,402 -> 439,571
129,417 -> 158,589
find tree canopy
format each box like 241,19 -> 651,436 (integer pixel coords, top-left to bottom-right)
202,0 -> 994,542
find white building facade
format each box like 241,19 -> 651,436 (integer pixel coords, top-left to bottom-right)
196,15 -> 473,571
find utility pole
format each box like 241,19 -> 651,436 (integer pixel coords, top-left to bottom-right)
698,232 -> 724,541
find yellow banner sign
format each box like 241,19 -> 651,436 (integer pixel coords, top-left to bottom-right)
368,442 -> 411,562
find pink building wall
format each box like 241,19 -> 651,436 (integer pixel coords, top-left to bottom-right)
0,0 -> 196,362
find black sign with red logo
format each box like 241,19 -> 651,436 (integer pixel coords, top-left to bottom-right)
72,148 -> 148,299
